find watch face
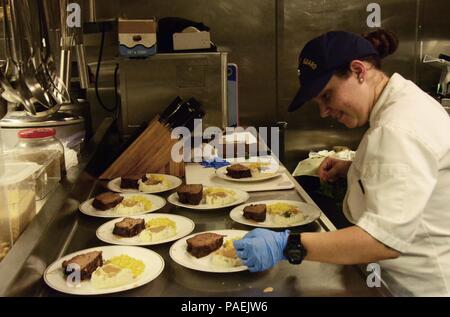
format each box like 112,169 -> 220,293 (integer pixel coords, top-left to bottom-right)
284,233 -> 305,264
287,249 -> 303,264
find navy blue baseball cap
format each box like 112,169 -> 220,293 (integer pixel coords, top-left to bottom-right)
288,31 -> 379,112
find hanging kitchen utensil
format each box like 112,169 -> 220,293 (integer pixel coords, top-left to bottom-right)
20,0 -> 59,112
39,0 -> 71,104
7,0 -> 40,115
0,0 -> 70,117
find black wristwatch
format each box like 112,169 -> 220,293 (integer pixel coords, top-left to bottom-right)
284,233 -> 307,265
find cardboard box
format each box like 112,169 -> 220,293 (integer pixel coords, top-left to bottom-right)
119,18 -> 157,57
173,29 -> 211,51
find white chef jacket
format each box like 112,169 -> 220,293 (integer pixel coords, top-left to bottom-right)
343,73 -> 450,296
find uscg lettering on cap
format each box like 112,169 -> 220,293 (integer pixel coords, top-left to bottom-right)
302,58 -> 317,70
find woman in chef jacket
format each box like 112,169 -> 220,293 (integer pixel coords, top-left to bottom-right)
234,29 -> 450,296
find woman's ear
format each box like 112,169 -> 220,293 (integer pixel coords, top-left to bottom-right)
349,60 -> 367,83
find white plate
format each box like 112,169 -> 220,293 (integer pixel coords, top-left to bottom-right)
229,200 -> 321,228
43,245 -> 164,295
215,164 -> 282,182
96,213 -> 195,246
107,174 -> 182,194
167,186 -> 250,210
79,193 -> 166,218
169,229 -> 248,273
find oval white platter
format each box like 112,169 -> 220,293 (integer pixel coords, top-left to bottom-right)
169,229 -> 249,273
107,174 -> 182,194
44,245 -> 164,295
96,213 -> 195,246
215,164 -> 282,182
229,199 -> 321,228
79,193 -> 166,218
167,186 -> 249,210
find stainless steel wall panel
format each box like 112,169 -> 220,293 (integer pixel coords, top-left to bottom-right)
416,0 -> 450,95
277,0 -> 425,167
114,0 -> 278,126
278,0 -> 419,128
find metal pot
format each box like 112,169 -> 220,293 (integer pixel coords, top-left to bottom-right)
59,99 -> 93,139
0,111 -> 85,152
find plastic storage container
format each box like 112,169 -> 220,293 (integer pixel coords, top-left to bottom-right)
12,128 -> 65,199
0,138 -> 7,261
0,187 -> 8,262
0,134 -> 4,176
0,162 -> 40,262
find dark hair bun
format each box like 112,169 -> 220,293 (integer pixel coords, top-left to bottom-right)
363,29 -> 399,58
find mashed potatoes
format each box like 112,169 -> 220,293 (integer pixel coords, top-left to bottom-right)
114,195 -> 152,214
245,162 -> 277,177
203,188 -> 236,206
211,238 -> 243,267
138,175 -> 171,192
139,217 -> 177,242
267,202 -> 304,225
91,263 -> 134,289
91,254 -> 145,289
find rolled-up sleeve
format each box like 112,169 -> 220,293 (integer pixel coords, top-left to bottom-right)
354,125 -> 438,253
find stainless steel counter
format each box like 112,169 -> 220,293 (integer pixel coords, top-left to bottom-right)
0,120 -> 390,297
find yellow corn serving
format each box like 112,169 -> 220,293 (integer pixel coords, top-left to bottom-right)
127,195 -> 152,210
146,217 -> 176,229
267,202 -> 300,215
106,254 -> 145,278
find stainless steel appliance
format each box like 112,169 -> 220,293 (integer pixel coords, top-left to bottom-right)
119,51 -> 228,136
423,54 -> 450,114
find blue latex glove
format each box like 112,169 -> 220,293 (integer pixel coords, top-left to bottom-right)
233,228 -> 290,272
200,157 -> 230,169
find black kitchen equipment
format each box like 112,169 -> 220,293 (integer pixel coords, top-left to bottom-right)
439,54 -> 450,62
158,96 -> 205,131
159,96 -> 183,125
176,98 -> 205,131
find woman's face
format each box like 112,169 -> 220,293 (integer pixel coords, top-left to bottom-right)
313,72 -> 373,128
